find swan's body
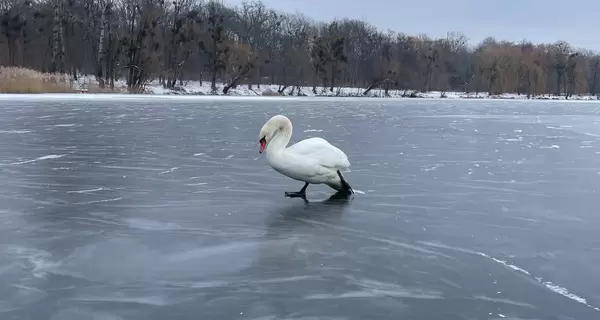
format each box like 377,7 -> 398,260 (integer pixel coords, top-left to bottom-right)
258,115 -> 353,198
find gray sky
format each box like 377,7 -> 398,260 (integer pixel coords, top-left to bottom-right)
224,0 -> 600,51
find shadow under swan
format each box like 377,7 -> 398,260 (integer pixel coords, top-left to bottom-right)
264,190 -> 353,239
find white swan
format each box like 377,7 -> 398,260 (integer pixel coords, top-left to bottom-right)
258,115 -> 353,198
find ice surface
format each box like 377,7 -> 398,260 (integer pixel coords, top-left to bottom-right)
0,98 -> 599,319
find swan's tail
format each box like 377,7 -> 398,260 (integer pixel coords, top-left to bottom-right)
336,170 -> 354,195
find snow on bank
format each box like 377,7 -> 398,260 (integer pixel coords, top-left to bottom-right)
13,74 -> 599,101
142,79 -> 600,101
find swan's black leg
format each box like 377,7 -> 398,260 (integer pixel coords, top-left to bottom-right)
285,182 -> 309,198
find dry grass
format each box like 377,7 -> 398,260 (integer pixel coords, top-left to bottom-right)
0,66 -> 75,93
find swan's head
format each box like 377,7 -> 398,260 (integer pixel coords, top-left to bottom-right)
258,115 -> 292,154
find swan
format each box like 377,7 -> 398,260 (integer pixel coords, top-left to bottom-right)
258,114 -> 353,198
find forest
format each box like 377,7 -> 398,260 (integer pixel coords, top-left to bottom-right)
1,0 -> 599,97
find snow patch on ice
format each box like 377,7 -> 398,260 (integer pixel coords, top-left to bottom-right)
66,188 -> 104,194
476,252 -> 530,275
53,124 -> 77,127
0,130 -> 31,134
185,182 -> 208,186
158,167 -> 179,175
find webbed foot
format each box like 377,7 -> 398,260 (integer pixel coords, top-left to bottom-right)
284,191 -> 306,198
284,182 -> 309,199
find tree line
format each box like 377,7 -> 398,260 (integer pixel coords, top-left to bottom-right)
1,0 -> 599,97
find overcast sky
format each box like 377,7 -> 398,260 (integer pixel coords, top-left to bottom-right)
224,0 -> 599,51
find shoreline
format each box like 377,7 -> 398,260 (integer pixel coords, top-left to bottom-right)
1,73 -> 599,102
1,92 -> 600,103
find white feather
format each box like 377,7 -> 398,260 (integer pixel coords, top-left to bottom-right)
286,137 -> 350,170
258,115 -> 352,192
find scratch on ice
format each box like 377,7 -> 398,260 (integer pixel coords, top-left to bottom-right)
158,167 -> 179,175
477,252 -> 600,312
10,154 -> 67,165
73,197 -> 123,205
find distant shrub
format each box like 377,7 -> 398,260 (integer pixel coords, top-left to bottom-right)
85,82 -> 127,94
262,89 -> 282,96
0,66 -> 74,93
402,90 -> 419,98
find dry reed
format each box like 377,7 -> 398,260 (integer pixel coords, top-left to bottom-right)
0,66 -> 74,93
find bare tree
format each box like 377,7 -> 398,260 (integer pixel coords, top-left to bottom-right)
587,54 -> 600,97
96,0 -> 111,87
194,0 -> 228,92
1,0 -> 598,97
234,0 -> 277,89
161,0 -> 193,89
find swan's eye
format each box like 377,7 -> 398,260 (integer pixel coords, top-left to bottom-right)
259,136 -> 266,143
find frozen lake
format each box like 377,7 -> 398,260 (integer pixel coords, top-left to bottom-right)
1,96 -> 600,320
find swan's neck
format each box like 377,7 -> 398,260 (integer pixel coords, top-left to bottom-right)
266,124 -> 292,156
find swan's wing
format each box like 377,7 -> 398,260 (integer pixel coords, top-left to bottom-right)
287,137 -> 350,170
